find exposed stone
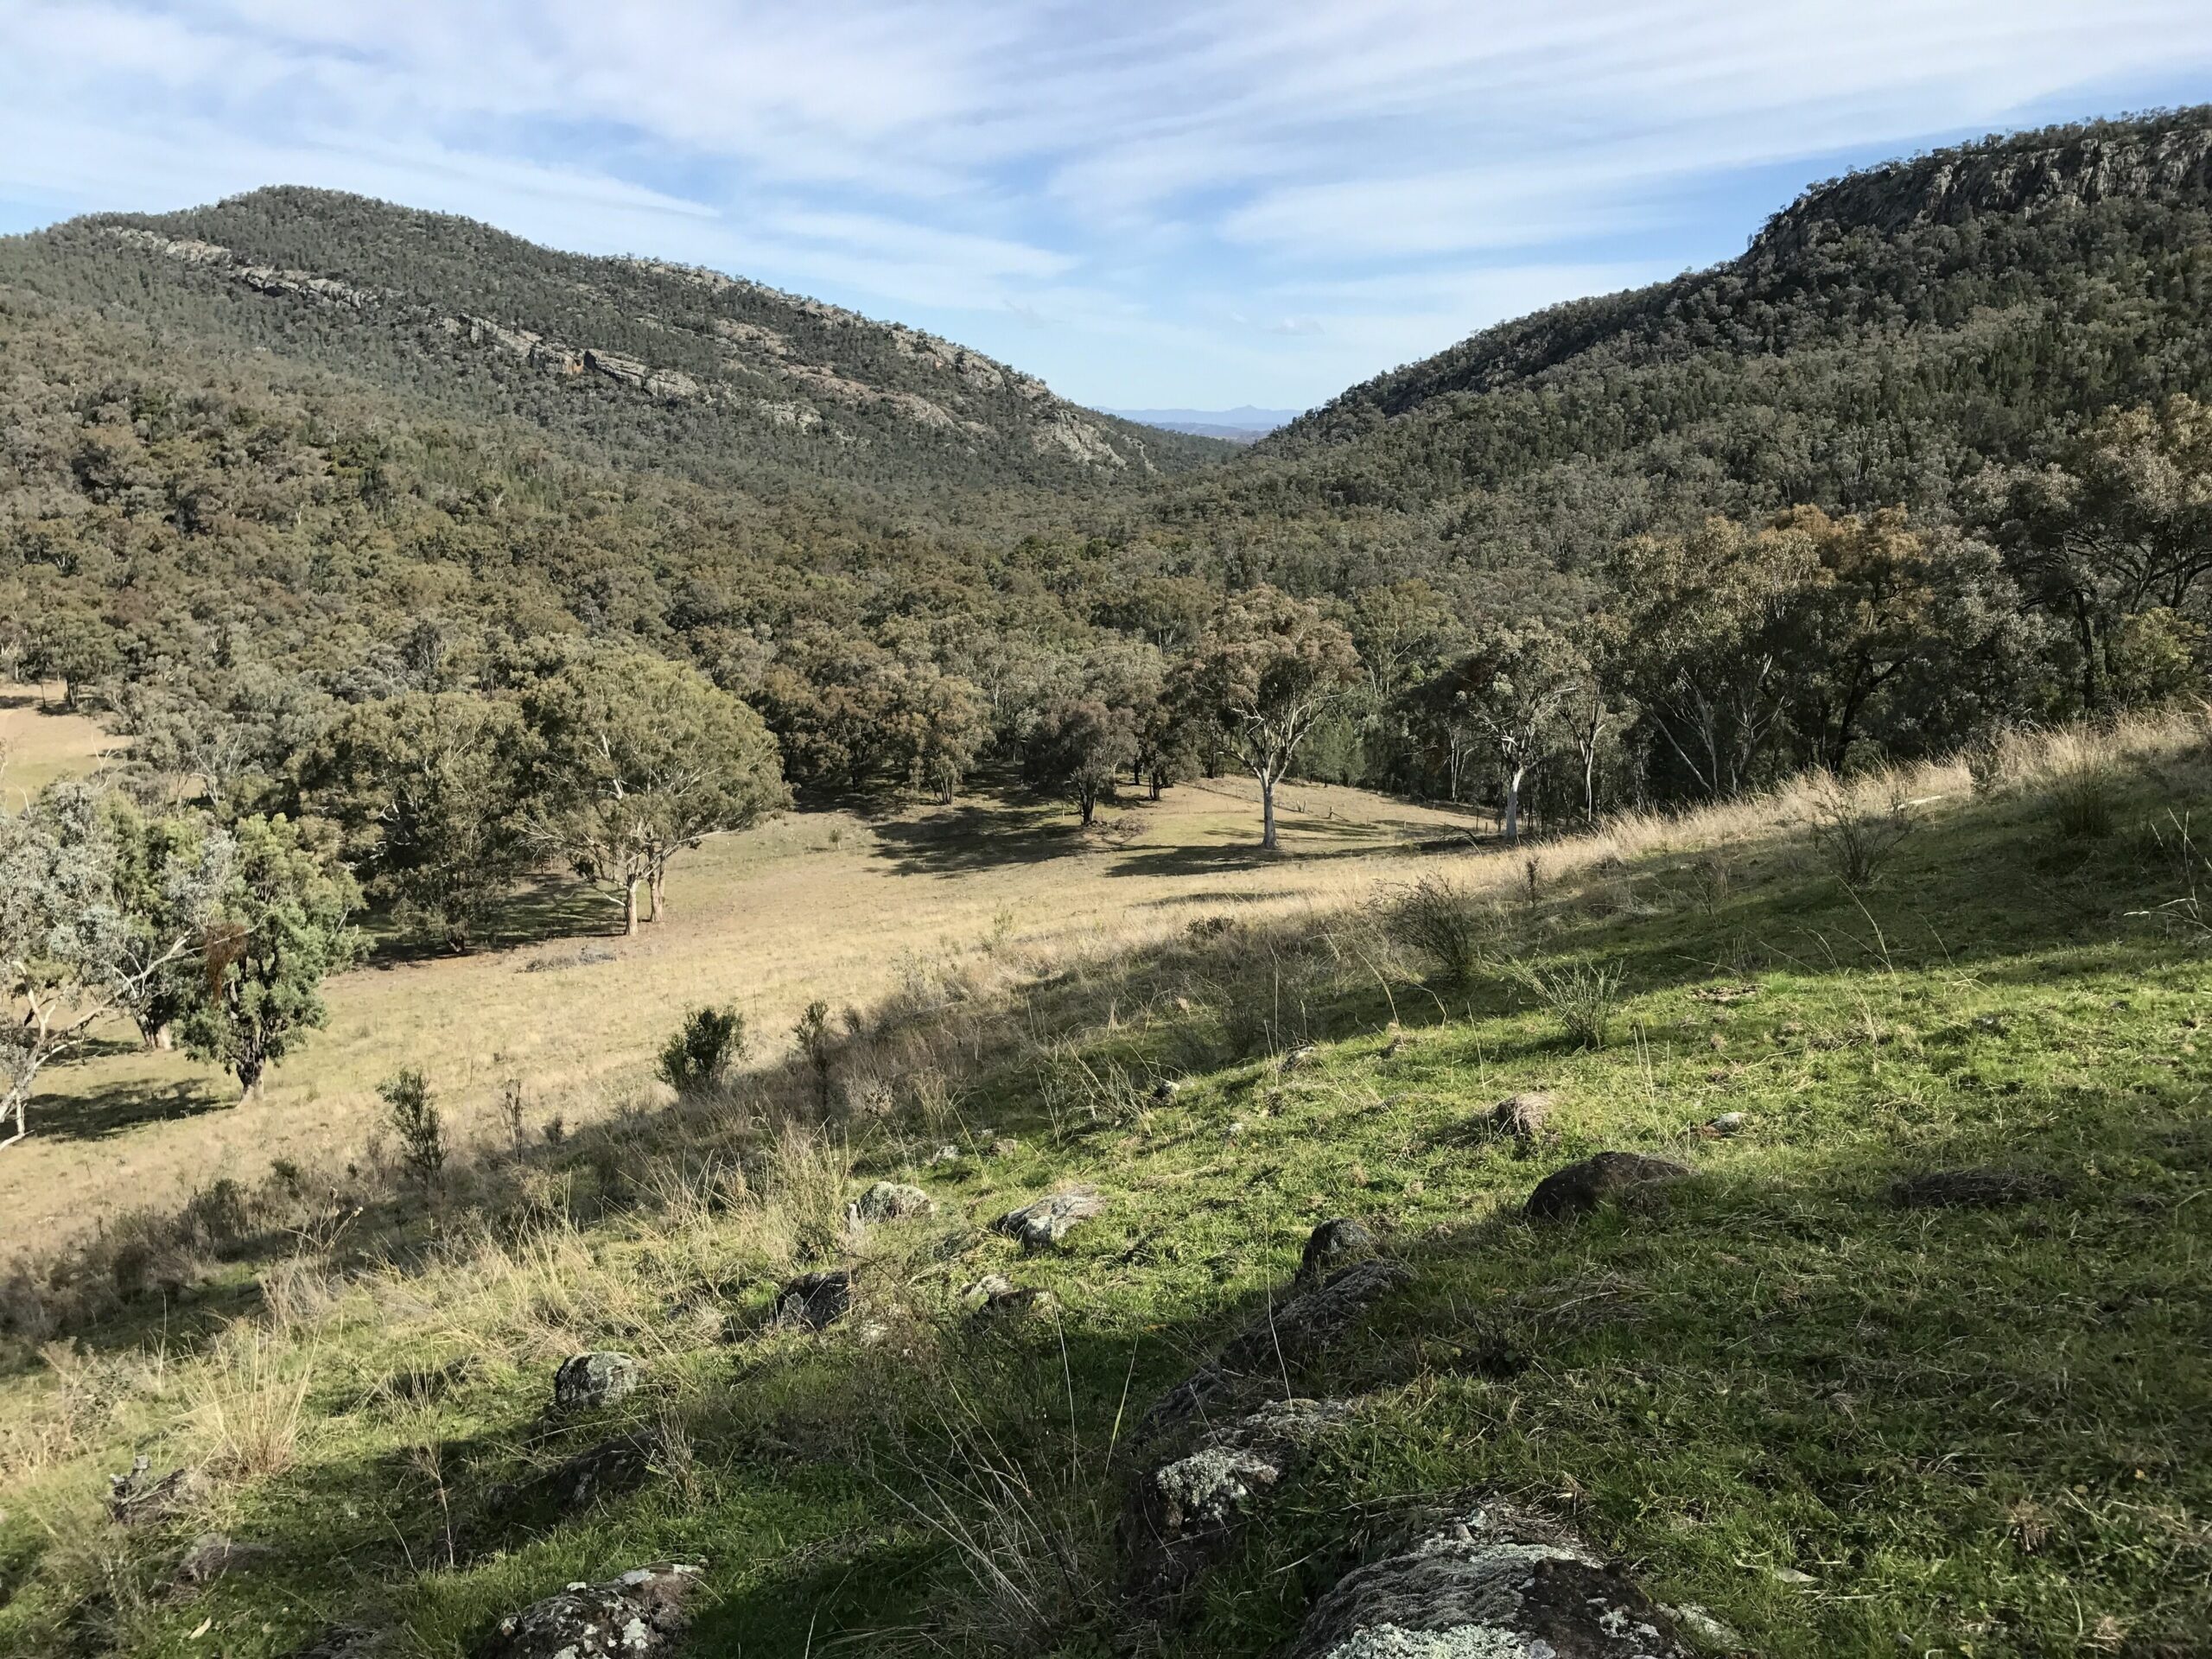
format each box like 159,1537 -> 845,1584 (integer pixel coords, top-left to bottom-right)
1702,1112 -> 1747,1137
1665,1603 -> 1745,1651
473,1562 -> 704,1659
1151,1078 -> 1181,1103
1489,1091 -> 1554,1139
1299,1217 -> 1376,1283
1891,1166 -> 2061,1208
974,1285 -> 1059,1320
1281,1043 -> 1320,1071
1525,1153 -> 1693,1222
552,1351 -> 639,1412
500,1428 -> 665,1515
853,1180 -> 934,1224
174,1532 -> 273,1586
1122,1399 -> 1357,1599
1141,1259 -> 1410,1442
775,1268 -> 854,1328
1283,1502 -> 1690,1659
107,1456 -> 207,1525
992,1186 -> 1104,1251
958,1273 -> 1015,1310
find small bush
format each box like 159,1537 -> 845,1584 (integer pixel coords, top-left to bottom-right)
1382,874 -> 1486,988
1503,957 -> 1626,1049
2050,766 -> 2116,839
794,999 -> 836,1108
1808,778 -> 1913,891
657,1005 -> 747,1095
378,1068 -> 444,1186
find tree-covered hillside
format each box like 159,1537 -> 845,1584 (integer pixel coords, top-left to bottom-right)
0,188 -> 1230,500
1217,107 -> 2212,575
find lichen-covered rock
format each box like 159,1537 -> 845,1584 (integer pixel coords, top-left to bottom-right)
775,1268 -> 855,1327
1140,1259 -> 1410,1442
1525,1153 -> 1691,1222
854,1180 -> 935,1223
107,1456 -> 207,1525
1122,1399 -> 1357,1599
173,1532 -> 273,1586
991,1187 -> 1103,1250
1891,1166 -> 2059,1208
474,1562 -> 704,1659
1284,1503 -> 1689,1659
552,1351 -> 639,1412
1300,1217 -> 1376,1283
524,1428 -> 664,1514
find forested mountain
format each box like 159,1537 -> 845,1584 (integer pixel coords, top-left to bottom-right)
3,108 -> 2210,855
0,188 -> 1229,499
1210,107 -> 2212,581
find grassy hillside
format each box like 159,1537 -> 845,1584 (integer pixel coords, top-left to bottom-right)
3,717 -> 2208,1657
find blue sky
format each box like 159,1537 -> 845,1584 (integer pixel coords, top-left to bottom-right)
3,3 -> 2209,411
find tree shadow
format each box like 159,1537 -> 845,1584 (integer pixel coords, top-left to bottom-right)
869,800 -> 1085,876
25,1072 -> 234,1142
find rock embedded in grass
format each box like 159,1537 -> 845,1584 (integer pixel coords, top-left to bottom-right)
1489,1090 -> 1554,1139
551,1351 -> 639,1412
991,1186 -> 1104,1250
1890,1166 -> 2061,1208
852,1180 -> 933,1223
173,1532 -> 273,1587
1524,1152 -> 1692,1222
1122,1398 -> 1357,1600
107,1456 -> 207,1525
1298,1217 -> 1376,1283
474,1561 -> 703,1659
775,1268 -> 855,1327
1283,1500 -> 1690,1659
499,1427 -> 665,1516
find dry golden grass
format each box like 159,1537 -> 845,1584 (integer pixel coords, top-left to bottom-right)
0,682 -> 117,804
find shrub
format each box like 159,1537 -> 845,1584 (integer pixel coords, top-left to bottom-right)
1382,874 -> 1486,988
657,1004 -> 747,1095
378,1068 -> 444,1185
1808,779 -> 1913,891
793,999 -> 836,1108
2050,766 -> 2115,839
1503,957 -> 1626,1049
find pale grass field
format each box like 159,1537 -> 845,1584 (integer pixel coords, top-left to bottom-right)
0,683 -> 119,804
9,703 -> 2197,1261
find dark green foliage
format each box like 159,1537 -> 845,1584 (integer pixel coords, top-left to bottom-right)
378,1066 -> 444,1185
657,1005 -> 747,1095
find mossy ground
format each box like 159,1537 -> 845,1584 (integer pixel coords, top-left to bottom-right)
3,735 -> 2209,1658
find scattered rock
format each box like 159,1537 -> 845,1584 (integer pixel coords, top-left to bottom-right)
1663,1604 -> 1745,1651
1281,1044 -> 1319,1072
1525,1152 -> 1693,1222
992,1187 -> 1104,1251
1702,1111 -> 1747,1137
925,1143 -> 963,1167
1688,984 -> 1759,1003
107,1457 -> 207,1525
1298,1217 -> 1376,1283
1122,1399 -> 1356,1599
774,1268 -> 855,1327
1489,1090 -> 1554,1139
977,1285 -> 1060,1319
1151,1078 -> 1181,1103
522,1428 -> 665,1514
474,1562 -> 704,1659
552,1352 -> 639,1412
1283,1500 -> 1690,1659
958,1273 -> 1015,1310
174,1532 -> 273,1586
1891,1166 -> 2061,1208
853,1181 -> 934,1223
989,1136 -> 1021,1158
1142,1258 -> 1411,1442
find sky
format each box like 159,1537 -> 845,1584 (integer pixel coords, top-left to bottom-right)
2,3 -> 2209,411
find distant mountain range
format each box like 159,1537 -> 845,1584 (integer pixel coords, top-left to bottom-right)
1102,405 -> 1304,442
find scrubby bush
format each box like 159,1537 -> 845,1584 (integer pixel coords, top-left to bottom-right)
1808,779 -> 1914,890
1503,957 -> 1626,1049
657,1004 -> 747,1095
378,1068 -> 444,1185
1382,873 -> 1486,988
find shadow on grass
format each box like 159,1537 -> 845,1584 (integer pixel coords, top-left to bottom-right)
23,1072 -> 234,1143
869,799 -> 1085,876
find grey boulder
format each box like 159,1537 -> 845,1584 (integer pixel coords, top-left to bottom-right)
991,1187 -> 1104,1250
1525,1153 -> 1691,1222
853,1180 -> 934,1223
552,1351 -> 639,1412
474,1562 -> 704,1659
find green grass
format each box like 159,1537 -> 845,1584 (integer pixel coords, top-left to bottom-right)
3,741 -> 2209,1658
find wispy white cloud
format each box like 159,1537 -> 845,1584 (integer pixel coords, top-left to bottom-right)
1,0 -> 2208,405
